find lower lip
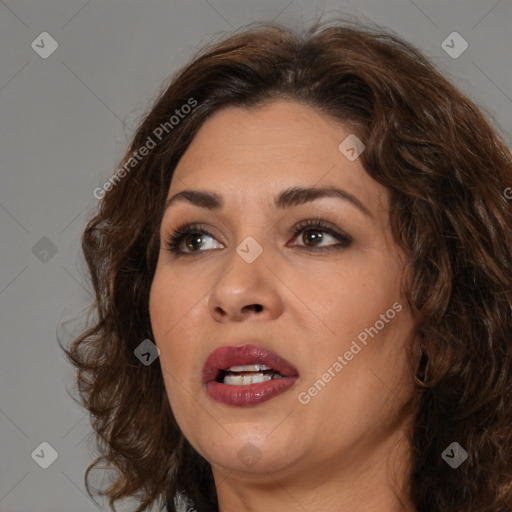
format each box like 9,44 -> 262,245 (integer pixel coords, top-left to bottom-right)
206,377 -> 298,407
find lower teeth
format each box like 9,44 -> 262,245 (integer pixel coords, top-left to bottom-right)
223,372 -> 283,385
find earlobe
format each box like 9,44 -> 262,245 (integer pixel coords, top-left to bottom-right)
415,350 -> 429,385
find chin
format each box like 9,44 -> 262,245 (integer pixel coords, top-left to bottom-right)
192,427 -> 300,475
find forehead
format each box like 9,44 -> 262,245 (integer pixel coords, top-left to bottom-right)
170,100 -> 388,215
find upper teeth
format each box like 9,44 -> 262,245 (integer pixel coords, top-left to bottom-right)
222,364 -> 284,385
224,373 -> 274,385
228,364 -> 272,372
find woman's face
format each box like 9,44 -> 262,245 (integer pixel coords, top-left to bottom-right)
150,100 -> 417,485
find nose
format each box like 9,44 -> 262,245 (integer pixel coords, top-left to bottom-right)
207,246 -> 284,323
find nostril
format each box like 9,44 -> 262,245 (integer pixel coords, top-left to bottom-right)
243,304 -> 263,313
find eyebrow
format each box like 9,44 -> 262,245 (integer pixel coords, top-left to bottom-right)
164,185 -> 373,219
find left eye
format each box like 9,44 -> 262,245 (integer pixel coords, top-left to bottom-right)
293,228 -> 339,247
289,223 -> 352,251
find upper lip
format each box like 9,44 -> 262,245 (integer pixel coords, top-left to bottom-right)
202,343 -> 299,384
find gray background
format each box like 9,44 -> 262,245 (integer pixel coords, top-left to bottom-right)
1,1 -> 511,511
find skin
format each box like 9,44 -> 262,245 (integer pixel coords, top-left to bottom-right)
149,99 -> 419,512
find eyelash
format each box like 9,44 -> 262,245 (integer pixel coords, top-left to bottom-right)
165,218 -> 353,256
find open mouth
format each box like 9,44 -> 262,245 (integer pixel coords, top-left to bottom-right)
203,344 -> 299,407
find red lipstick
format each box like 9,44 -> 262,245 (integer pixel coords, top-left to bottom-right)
203,344 -> 299,407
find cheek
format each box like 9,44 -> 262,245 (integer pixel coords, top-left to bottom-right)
297,258 -> 401,339
149,265 -> 202,335
292,253 -> 410,405
149,275 -> 193,421
149,269 -> 188,370
149,266 -> 207,379
149,273 -> 173,341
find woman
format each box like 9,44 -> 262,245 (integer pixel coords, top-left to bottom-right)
62,19 -> 512,512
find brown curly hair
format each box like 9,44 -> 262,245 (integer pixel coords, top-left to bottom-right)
60,19 -> 512,512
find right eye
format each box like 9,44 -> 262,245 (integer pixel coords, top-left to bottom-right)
165,223 -> 224,255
